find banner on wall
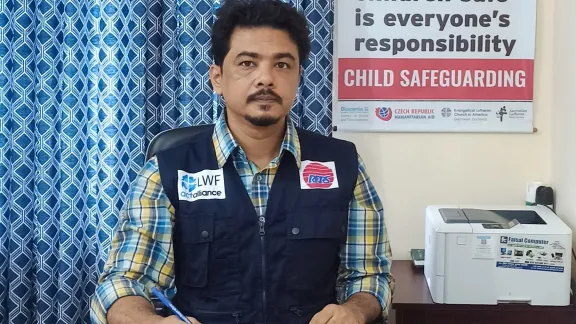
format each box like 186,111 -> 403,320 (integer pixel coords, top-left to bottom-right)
333,0 -> 537,133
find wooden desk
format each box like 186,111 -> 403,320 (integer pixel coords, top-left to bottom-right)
390,260 -> 576,324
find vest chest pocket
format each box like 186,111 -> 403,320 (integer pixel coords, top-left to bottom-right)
285,209 -> 348,291
177,212 -> 241,296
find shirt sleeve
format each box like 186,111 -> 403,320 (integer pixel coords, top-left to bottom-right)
337,153 -> 394,321
90,156 -> 176,324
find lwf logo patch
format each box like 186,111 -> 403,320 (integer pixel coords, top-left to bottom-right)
177,169 -> 226,202
299,160 -> 339,190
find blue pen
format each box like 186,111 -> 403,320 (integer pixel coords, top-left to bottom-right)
151,286 -> 192,324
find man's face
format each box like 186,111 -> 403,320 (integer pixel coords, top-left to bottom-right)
209,26 -> 301,127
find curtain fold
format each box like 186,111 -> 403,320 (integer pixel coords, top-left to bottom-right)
0,0 -> 333,322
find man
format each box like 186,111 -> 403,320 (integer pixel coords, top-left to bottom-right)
90,0 -> 394,323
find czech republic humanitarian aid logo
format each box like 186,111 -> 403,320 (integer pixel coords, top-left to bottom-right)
375,107 -> 392,122
178,169 -> 226,202
299,161 -> 339,190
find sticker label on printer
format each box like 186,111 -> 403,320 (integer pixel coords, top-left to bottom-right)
496,235 -> 566,273
472,235 -> 496,259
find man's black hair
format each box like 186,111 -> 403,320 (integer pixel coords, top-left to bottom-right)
210,0 -> 311,67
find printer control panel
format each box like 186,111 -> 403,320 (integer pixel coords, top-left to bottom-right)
482,223 -> 504,229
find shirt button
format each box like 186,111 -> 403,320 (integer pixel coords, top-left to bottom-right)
201,230 -> 209,239
292,227 -> 300,235
256,175 -> 262,182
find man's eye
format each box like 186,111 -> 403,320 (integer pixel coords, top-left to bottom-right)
277,62 -> 290,69
240,61 -> 254,67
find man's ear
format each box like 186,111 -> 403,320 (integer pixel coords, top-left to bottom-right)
209,64 -> 223,95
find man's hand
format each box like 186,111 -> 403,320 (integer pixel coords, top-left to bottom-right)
107,296 -> 201,324
309,304 -> 365,324
310,292 -> 382,324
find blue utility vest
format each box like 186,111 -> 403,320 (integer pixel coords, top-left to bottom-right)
155,125 -> 358,324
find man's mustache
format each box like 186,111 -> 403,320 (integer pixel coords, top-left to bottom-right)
246,89 -> 282,104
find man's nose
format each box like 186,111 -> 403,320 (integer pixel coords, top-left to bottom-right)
256,65 -> 275,87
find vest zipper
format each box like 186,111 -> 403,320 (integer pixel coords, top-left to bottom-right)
258,215 -> 267,323
233,311 -> 242,323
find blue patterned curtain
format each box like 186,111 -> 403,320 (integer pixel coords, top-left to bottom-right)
0,0 -> 332,322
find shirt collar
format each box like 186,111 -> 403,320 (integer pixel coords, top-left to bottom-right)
212,110 -> 301,169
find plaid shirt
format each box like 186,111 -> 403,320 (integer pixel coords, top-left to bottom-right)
90,112 -> 394,323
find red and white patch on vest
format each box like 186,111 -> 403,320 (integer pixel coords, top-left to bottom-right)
299,160 -> 339,190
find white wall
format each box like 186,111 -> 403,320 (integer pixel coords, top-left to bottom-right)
550,0 -> 576,276
334,0 -> 555,260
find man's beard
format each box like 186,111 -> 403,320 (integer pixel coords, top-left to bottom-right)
244,88 -> 284,126
245,108 -> 282,127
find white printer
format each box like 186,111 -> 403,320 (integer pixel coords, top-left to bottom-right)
424,205 -> 572,306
